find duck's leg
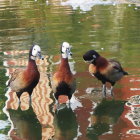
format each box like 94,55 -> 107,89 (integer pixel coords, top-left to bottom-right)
102,82 -> 106,98
28,90 -> 33,106
56,100 -> 60,110
29,95 -> 32,106
68,96 -> 71,108
110,82 -> 115,97
55,95 -> 60,109
68,100 -> 71,108
55,99 -> 58,104
16,92 -> 22,104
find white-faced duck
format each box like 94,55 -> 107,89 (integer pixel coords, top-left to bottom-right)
83,50 -> 128,97
52,42 -> 76,105
8,45 -> 44,104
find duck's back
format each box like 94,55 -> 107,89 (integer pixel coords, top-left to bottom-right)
102,59 -> 127,82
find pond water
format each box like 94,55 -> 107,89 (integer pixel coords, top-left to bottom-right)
0,0 -> 140,140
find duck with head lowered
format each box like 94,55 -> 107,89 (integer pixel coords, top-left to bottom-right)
52,42 -> 76,105
8,45 -> 44,104
83,50 -> 128,97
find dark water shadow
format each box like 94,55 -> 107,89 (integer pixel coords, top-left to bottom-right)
87,99 -> 126,140
8,106 -> 41,140
54,105 -> 78,140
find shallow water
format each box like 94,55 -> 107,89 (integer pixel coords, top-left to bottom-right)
0,0 -> 140,140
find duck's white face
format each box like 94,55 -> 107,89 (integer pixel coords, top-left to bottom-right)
61,42 -> 72,58
31,45 -> 44,60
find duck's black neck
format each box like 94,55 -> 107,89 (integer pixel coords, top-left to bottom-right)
92,59 -> 97,65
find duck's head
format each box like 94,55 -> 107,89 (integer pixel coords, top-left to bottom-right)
61,42 -> 72,58
83,50 -> 100,64
30,45 -> 44,60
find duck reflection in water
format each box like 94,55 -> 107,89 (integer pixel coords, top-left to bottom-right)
54,105 -> 78,140
8,106 -> 41,140
8,45 -> 44,105
87,100 -> 125,140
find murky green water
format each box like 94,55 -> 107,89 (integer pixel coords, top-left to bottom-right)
0,0 -> 140,140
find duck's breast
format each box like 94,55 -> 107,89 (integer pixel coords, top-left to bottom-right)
24,69 -> 40,88
52,71 -> 74,93
89,64 -> 97,75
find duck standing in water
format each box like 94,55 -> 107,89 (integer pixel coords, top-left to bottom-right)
8,45 -> 44,104
83,50 -> 128,97
52,42 -> 76,104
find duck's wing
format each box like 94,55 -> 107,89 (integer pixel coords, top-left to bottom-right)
102,59 -> 127,82
8,69 -> 29,92
109,59 -> 122,68
8,69 -> 23,86
109,59 -> 127,73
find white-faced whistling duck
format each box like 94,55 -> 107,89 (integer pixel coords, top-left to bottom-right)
83,50 -> 128,97
52,42 -> 76,104
8,45 -> 44,104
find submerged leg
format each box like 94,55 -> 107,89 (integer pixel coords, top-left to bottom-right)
102,84 -> 106,98
29,95 -> 32,106
55,94 -> 59,105
68,99 -> 71,108
56,100 -> 60,110
28,91 -> 33,106
110,86 -> 114,96
16,92 -> 22,104
111,82 -> 115,97
56,99 -> 59,105
67,95 -> 72,108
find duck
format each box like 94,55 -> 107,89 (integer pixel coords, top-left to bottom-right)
52,42 -> 76,104
8,45 -> 44,104
83,50 -> 128,97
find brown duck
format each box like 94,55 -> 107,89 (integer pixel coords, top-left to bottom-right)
52,42 -> 76,104
83,50 -> 128,97
8,45 -> 44,104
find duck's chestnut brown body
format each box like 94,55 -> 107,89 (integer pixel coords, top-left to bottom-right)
8,45 -> 42,102
52,57 -> 76,102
